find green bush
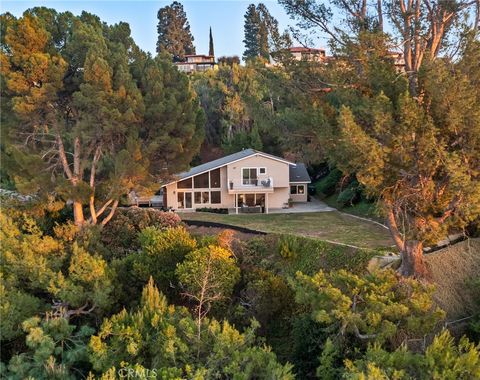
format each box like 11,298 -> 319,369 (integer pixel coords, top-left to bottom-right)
315,169 -> 343,196
101,208 -> 181,258
195,207 -> 229,214
278,235 -> 300,260
336,179 -> 363,206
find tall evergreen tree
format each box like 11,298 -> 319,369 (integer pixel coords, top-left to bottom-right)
243,3 -> 281,61
1,11 -> 204,226
243,4 -> 260,61
208,26 -> 214,57
156,1 -> 195,61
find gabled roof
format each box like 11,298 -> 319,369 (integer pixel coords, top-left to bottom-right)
164,149 -> 294,185
289,163 -> 311,183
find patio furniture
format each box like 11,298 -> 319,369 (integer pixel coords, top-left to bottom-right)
240,205 -> 262,213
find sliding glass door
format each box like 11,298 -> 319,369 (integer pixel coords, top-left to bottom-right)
177,192 -> 193,209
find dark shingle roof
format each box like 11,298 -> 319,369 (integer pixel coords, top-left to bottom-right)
289,163 -> 311,183
166,149 -> 293,184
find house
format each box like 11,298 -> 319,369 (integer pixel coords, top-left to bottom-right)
175,54 -> 216,74
162,149 -> 311,213
387,51 -> 405,73
288,46 -> 327,62
268,46 -> 327,67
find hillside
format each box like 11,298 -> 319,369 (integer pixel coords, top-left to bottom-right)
425,238 -> 480,320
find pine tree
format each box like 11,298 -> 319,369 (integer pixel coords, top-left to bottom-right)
2,11 -> 204,226
243,4 -> 260,60
208,26 -> 214,57
243,3 -> 281,61
156,1 -> 195,61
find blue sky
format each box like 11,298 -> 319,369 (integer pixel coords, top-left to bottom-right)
1,0 -> 323,58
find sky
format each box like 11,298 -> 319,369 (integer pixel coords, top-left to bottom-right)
1,0 -> 324,58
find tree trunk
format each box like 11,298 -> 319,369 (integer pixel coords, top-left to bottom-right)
398,240 -> 428,278
73,201 -> 85,226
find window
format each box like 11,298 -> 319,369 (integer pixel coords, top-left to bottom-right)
256,194 -> 265,206
237,194 -> 245,207
194,192 -> 202,204
210,168 -> 221,188
290,185 -> 306,195
202,191 -> 209,203
211,191 -> 221,204
178,178 -> 192,189
245,194 -> 255,206
178,192 -> 185,208
177,192 -> 192,208
259,167 -> 266,174
194,172 -> 209,188
242,168 -> 258,185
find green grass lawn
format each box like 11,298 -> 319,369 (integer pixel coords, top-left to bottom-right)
180,211 -> 394,250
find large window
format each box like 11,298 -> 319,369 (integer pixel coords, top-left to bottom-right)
235,193 -> 264,207
242,168 -> 258,185
194,192 -> 202,204
211,191 -> 221,204
194,190 -> 218,205
210,168 -> 221,188
177,192 -> 192,208
194,172 -> 209,188
178,178 -> 192,189
202,191 -> 209,203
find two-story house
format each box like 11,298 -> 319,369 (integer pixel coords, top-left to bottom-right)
162,149 -> 311,213
175,54 -> 216,74
289,46 -> 327,62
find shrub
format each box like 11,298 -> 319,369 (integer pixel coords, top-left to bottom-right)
345,330 -> 480,379
337,184 -> 360,206
278,235 -> 300,260
110,226 -> 197,307
195,207 -> 229,214
315,168 -> 343,196
101,208 -> 181,258
291,269 -> 446,348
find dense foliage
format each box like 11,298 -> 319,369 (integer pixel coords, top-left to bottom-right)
1,8 -> 204,226
1,1 -> 480,378
156,1 -> 195,60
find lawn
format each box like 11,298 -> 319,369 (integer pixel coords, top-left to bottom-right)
180,211 -> 394,250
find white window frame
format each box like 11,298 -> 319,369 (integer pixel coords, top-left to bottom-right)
290,184 -> 306,195
241,167 -> 258,186
194,191 -> 211,205
259,167 -> 266,175
209,168 -> 221,189
210,190 -> 222,205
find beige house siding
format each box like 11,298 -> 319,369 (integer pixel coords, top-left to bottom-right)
226,155 -> 290,188
268,187 -> 290,208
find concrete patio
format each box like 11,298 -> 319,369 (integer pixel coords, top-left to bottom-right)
269,197 -> 335,213
228,197 -> 335,214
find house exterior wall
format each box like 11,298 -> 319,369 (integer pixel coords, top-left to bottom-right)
226,155 -> 290,188
290,183 -> 309,202
268,187 -> 290,208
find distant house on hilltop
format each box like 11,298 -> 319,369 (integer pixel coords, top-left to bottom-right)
288,46 -> 327,62
175,54 -> 216,74
269,46 -> 328,66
